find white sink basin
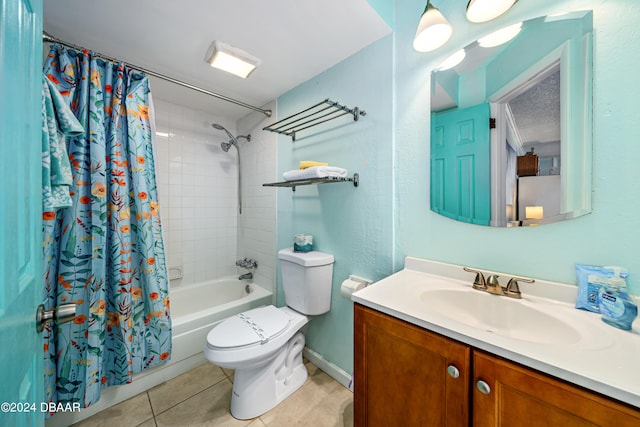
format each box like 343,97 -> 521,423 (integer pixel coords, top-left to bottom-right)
420,289 -> 582,345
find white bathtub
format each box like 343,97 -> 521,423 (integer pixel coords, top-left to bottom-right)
47,277 -> 273,427
170,278 -> 273,363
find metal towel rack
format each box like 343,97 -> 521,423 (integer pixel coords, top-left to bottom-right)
263,173 -> 359,192
263,99 -> 366,141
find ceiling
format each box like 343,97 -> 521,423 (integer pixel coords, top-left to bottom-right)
43,0 -> 391,120
430,15 -> 562,148
509,69 -> 560,146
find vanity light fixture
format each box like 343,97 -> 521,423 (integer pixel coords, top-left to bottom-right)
477,22 -> 523,47
466,0 -> 518,23
437,49 -> 466,71
204,41 -> 261,78
413,1 -> 453,52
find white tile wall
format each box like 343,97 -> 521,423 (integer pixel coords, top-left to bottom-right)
237,102 -> 278,294
151,97 -> 277,294
153,98 -> 240,287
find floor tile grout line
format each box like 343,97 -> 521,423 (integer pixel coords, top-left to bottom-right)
145,367 -> 228,417
151,376 -> 234,419
221,367 -> 235,383
143,391 -> 158,427
146,391 -> 156,417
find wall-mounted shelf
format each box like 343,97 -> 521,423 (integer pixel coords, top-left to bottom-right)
263,173 -> 359,192
263,99 -> 366,141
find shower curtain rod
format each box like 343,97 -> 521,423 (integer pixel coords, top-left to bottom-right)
42,32 -> 272,117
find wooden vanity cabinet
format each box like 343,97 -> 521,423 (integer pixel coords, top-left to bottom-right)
473,351 -> 640,427
354,304 -> 640,427
354,304 -> 471,427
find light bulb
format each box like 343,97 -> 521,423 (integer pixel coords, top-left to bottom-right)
413,3 -> 452,52
466,0 -> 517,23
478,22 -> 523,48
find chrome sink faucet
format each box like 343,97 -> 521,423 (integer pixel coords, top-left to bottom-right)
463,267 -> 535,299
486,275 -> 505,296
504,276 -> 535,298
463,267 -> 486,291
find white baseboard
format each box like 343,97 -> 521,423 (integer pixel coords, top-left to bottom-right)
303,347 -> 353,392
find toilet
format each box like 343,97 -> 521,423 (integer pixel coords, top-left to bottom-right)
204,248 -> 334,420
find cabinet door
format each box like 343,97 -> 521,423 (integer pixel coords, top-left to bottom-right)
473,351 -> 640,427
354,304 -> 470,427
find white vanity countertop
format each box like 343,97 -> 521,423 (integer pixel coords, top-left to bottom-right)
352,257 -> 640,408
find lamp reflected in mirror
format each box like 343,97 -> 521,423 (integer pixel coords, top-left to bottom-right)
524,206 -> 544,226
526,206 -> 544,219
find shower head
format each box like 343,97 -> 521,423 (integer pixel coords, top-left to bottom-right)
212,123 -> 252,153
212,123 -> 236,143
211,123 -> 249,215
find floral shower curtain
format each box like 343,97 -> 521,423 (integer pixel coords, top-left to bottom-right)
42,44 -> 171,409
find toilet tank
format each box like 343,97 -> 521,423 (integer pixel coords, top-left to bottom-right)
278,248 -> 334,315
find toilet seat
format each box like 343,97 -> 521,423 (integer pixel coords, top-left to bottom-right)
207,305 -> 290,350
205,305 -> 308,369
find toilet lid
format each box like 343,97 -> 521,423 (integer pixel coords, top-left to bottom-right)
207,305 -> 290,349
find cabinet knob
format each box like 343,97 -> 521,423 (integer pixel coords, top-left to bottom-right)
447,365 -> 460,379
476,380 -> 491,395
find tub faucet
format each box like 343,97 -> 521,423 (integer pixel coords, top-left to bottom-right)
236,258 -> 258,269
239,272 -> 253,280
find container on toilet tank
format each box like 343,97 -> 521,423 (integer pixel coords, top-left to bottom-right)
278,248 -> 334,315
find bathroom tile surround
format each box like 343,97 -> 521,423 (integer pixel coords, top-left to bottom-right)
152,98 -> 276,292
237,104 -> 278,289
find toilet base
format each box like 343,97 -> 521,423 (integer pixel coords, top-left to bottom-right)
230,332 -> 307,420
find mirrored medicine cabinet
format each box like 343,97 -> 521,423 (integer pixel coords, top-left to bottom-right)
430,11 -> 593,227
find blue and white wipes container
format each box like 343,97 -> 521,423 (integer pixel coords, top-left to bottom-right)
293,234 -> 313,252
597,270 -> 638,331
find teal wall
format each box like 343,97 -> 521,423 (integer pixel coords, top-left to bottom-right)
395,0 -> 640,292
276,36 -> 394,373
277,0 -> 640,376
365,0 -> 394,29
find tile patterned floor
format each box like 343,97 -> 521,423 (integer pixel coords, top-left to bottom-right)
71,361 -> 353,427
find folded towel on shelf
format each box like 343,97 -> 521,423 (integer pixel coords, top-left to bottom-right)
299,160 -> 329,170
283,166 -> 348,181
